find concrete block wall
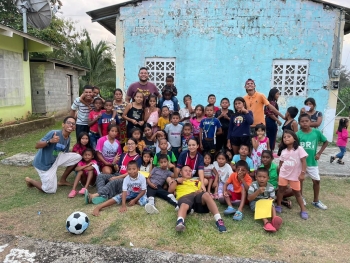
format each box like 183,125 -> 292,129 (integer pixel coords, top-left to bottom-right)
30,63 -> 47,114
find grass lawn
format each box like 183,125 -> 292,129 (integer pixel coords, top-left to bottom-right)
1,122 -> 350,263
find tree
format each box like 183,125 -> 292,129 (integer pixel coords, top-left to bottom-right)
336,65 -> 350,116
339,65 -> 350,91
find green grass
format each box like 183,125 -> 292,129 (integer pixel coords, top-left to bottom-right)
1,124 -> 350,262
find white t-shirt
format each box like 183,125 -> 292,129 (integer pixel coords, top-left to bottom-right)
163,100 -> 174,111
122,173 -> 147,194
213,161 -> 233,183
164,123 -> 183,147
179,107 -> 195,123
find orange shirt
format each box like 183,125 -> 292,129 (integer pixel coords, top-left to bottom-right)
226,172 -> 253,193
244,91 -> 269,126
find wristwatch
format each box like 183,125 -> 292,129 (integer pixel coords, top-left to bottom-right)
46,140 -> 51,145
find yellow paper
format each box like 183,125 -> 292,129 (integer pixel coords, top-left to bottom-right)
254,199 -> 273,220
139,171 -> 150,178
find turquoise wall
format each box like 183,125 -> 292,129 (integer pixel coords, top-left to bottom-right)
120,0 -> 338,123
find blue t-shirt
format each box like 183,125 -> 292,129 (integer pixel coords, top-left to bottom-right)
231,154 -> 255,172
199,118 -> 222,139
227,111 -> 254,139
33,130 -> 70,171
176,151 -> 204,177
98,112 -> 120,136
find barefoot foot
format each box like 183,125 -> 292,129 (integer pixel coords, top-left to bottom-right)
25,177 -> 34,188
58,181 -> 72,186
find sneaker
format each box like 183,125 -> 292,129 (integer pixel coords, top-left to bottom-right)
175,205 -> 179,211
275,205 -> 282,213
312,200 -> 328,210
215,219 -> 227,233
232,211 -> 243,221
223,206 -> 236,215
68,190 -> 77,198
145,203 -> 159,214
302,196 -> 307,206
271,216 -> 283,231
190,208 -> 194,215
263,222 -> 276,232
78,188 -> 86,195
175,219 -> 186,232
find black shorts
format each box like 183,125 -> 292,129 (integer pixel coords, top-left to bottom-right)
178,192 -> 209,214
202,140 -> 216,154
230,136 -> 251,147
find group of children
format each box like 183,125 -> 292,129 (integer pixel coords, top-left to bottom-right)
64,77 -> 349,234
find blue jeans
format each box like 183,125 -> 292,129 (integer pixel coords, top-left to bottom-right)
336,146 -> 346,159
113,191 -> 147,206
158,96 -> 179,111
89,132 -> 100,150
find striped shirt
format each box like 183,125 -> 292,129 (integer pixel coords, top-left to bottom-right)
71,98 -> 93,125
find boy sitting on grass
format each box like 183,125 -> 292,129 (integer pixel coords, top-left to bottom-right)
247,167 -> 282,232
145,154 -> 178,214
168,165 -> 227,233
92,161 -> 147,216
231,144 -> 255,178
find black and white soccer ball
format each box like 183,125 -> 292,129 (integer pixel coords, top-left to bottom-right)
66,211 -> 89,235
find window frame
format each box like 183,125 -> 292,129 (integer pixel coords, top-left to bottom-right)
145,57 -> 176,92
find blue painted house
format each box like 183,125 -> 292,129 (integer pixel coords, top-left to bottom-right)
87,0 -> 350,141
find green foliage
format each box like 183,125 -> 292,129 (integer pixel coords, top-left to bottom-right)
339,65 -> 350,91
336,86 -> 350,116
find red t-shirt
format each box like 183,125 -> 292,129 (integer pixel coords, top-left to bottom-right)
118,153 -> 141,174
89,110 -> 104,133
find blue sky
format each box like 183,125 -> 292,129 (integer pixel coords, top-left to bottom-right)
58,0 -> 350,70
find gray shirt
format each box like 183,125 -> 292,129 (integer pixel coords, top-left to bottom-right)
248,181 -> 275,201
33,130 -> 70,171
71,97 -> 93,125
149,167 -> 173,186
164,123 -> 183,147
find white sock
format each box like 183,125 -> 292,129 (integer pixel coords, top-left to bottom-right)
177,217 -> 184,222
167,194 -> 178,203
148,197 -> 155,206
214,213 -> 222,221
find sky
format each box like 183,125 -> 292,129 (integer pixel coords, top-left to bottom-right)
58,0 -> 350,69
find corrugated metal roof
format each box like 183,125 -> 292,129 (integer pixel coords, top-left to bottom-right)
30,58 -> 90,71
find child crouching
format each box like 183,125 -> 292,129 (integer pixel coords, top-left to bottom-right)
247,167 -> 282,232
168,165 -> 227,233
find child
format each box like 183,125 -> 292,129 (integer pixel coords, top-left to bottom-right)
199,104 -> 222,154
179,94 -> 195,123
261,150 -> 293,208
225,150 -> 233,164
190,104 -> 205,139
92,86 -> 105,103
153,138 -> 176,169
88,98 -> 104,149
69,148 -> 98,198
251,124 -> 270,171
247,167 -> 282,232
158,75 -> 179,112
72,132 -> 91,156
159,88 -> 179,113
168,165 -> 227,233
144,94 -> 160,134
231,144 -> 255,176
276,130 -> 308,219
215,98 -> 234,151
95,124 -> 122,174
153,130 -> 172,153
265,88 -> 282,151
207,94 -> 220,113
123,127 -> 146,153
180,123 -> 194,152
226,97 -> 253,155
222,160 -> 252,221
164,112 -> 183,159
143,123 -> 156,153
297,113 -> 328,209
112,89 -> 128,146
122,91 -> 144,138
98,100 -> 120,137
158,106 -> 170,130
203,152 -> 218,197
300,98 -> 323,128
213,152 -> 233,201
330,118 -> 349,165
145,154 -> 178,214
92,161 -> 147,215
282,106 -> 299,133
140,150 -> 153,173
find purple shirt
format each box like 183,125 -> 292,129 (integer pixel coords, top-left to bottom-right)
127,82 -> 159,104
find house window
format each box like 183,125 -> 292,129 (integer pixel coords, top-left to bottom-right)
271,60 -> 309,96
0,50 -> 25,107
145,58 -> 176,91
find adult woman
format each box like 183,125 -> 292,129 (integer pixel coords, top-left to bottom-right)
264,88 -> 282,151
174,137 -> 206,191
112,89 -> 128,146
300,97 -> 323,128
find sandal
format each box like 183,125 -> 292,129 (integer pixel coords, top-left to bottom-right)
337,160 -> 345,165
92,196 -> 107,205
263,222 -> 276,232
232,210 -> 243,221
272,216 -> 283,231
84,189 -> 90,204
281,199 -> 292,209
300,211 -> 309,220
330,156 -> 335,163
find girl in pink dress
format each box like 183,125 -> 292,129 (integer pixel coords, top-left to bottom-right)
144,94 -> 160,134
251,124 -> 270,171
190,104 -> 205,138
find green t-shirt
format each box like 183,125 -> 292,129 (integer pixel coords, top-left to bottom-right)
260,162 -> 278,189
296,128 -> 327,167
153,151 -> 177,167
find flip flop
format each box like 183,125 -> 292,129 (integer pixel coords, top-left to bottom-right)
84,189 -> 90,204
272,216 -> 283,231
337,160 -> 345,165
330,156 -> 335,163
300,211 -> 309,220
92,196 -> 107,205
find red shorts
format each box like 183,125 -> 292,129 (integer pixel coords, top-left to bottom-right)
230,191 -> 242,201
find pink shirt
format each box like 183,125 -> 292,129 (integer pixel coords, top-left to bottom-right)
279,146 -> 308,181
336,129 -> 348,147
72,144 -> 86,156
190,117 -> 204,136
95,136 -> 122,163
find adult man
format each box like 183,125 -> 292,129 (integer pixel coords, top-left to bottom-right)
126,67 -> 161,105
70,85 -> 94,138
243,79 -> 284,133
25,116 -> 82,194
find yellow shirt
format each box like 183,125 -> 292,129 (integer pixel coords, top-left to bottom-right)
176,179 -> 202,200
158,117 -> 170,130
244,91 -> 269,126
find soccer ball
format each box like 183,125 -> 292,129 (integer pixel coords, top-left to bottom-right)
66,211 -> 89,235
